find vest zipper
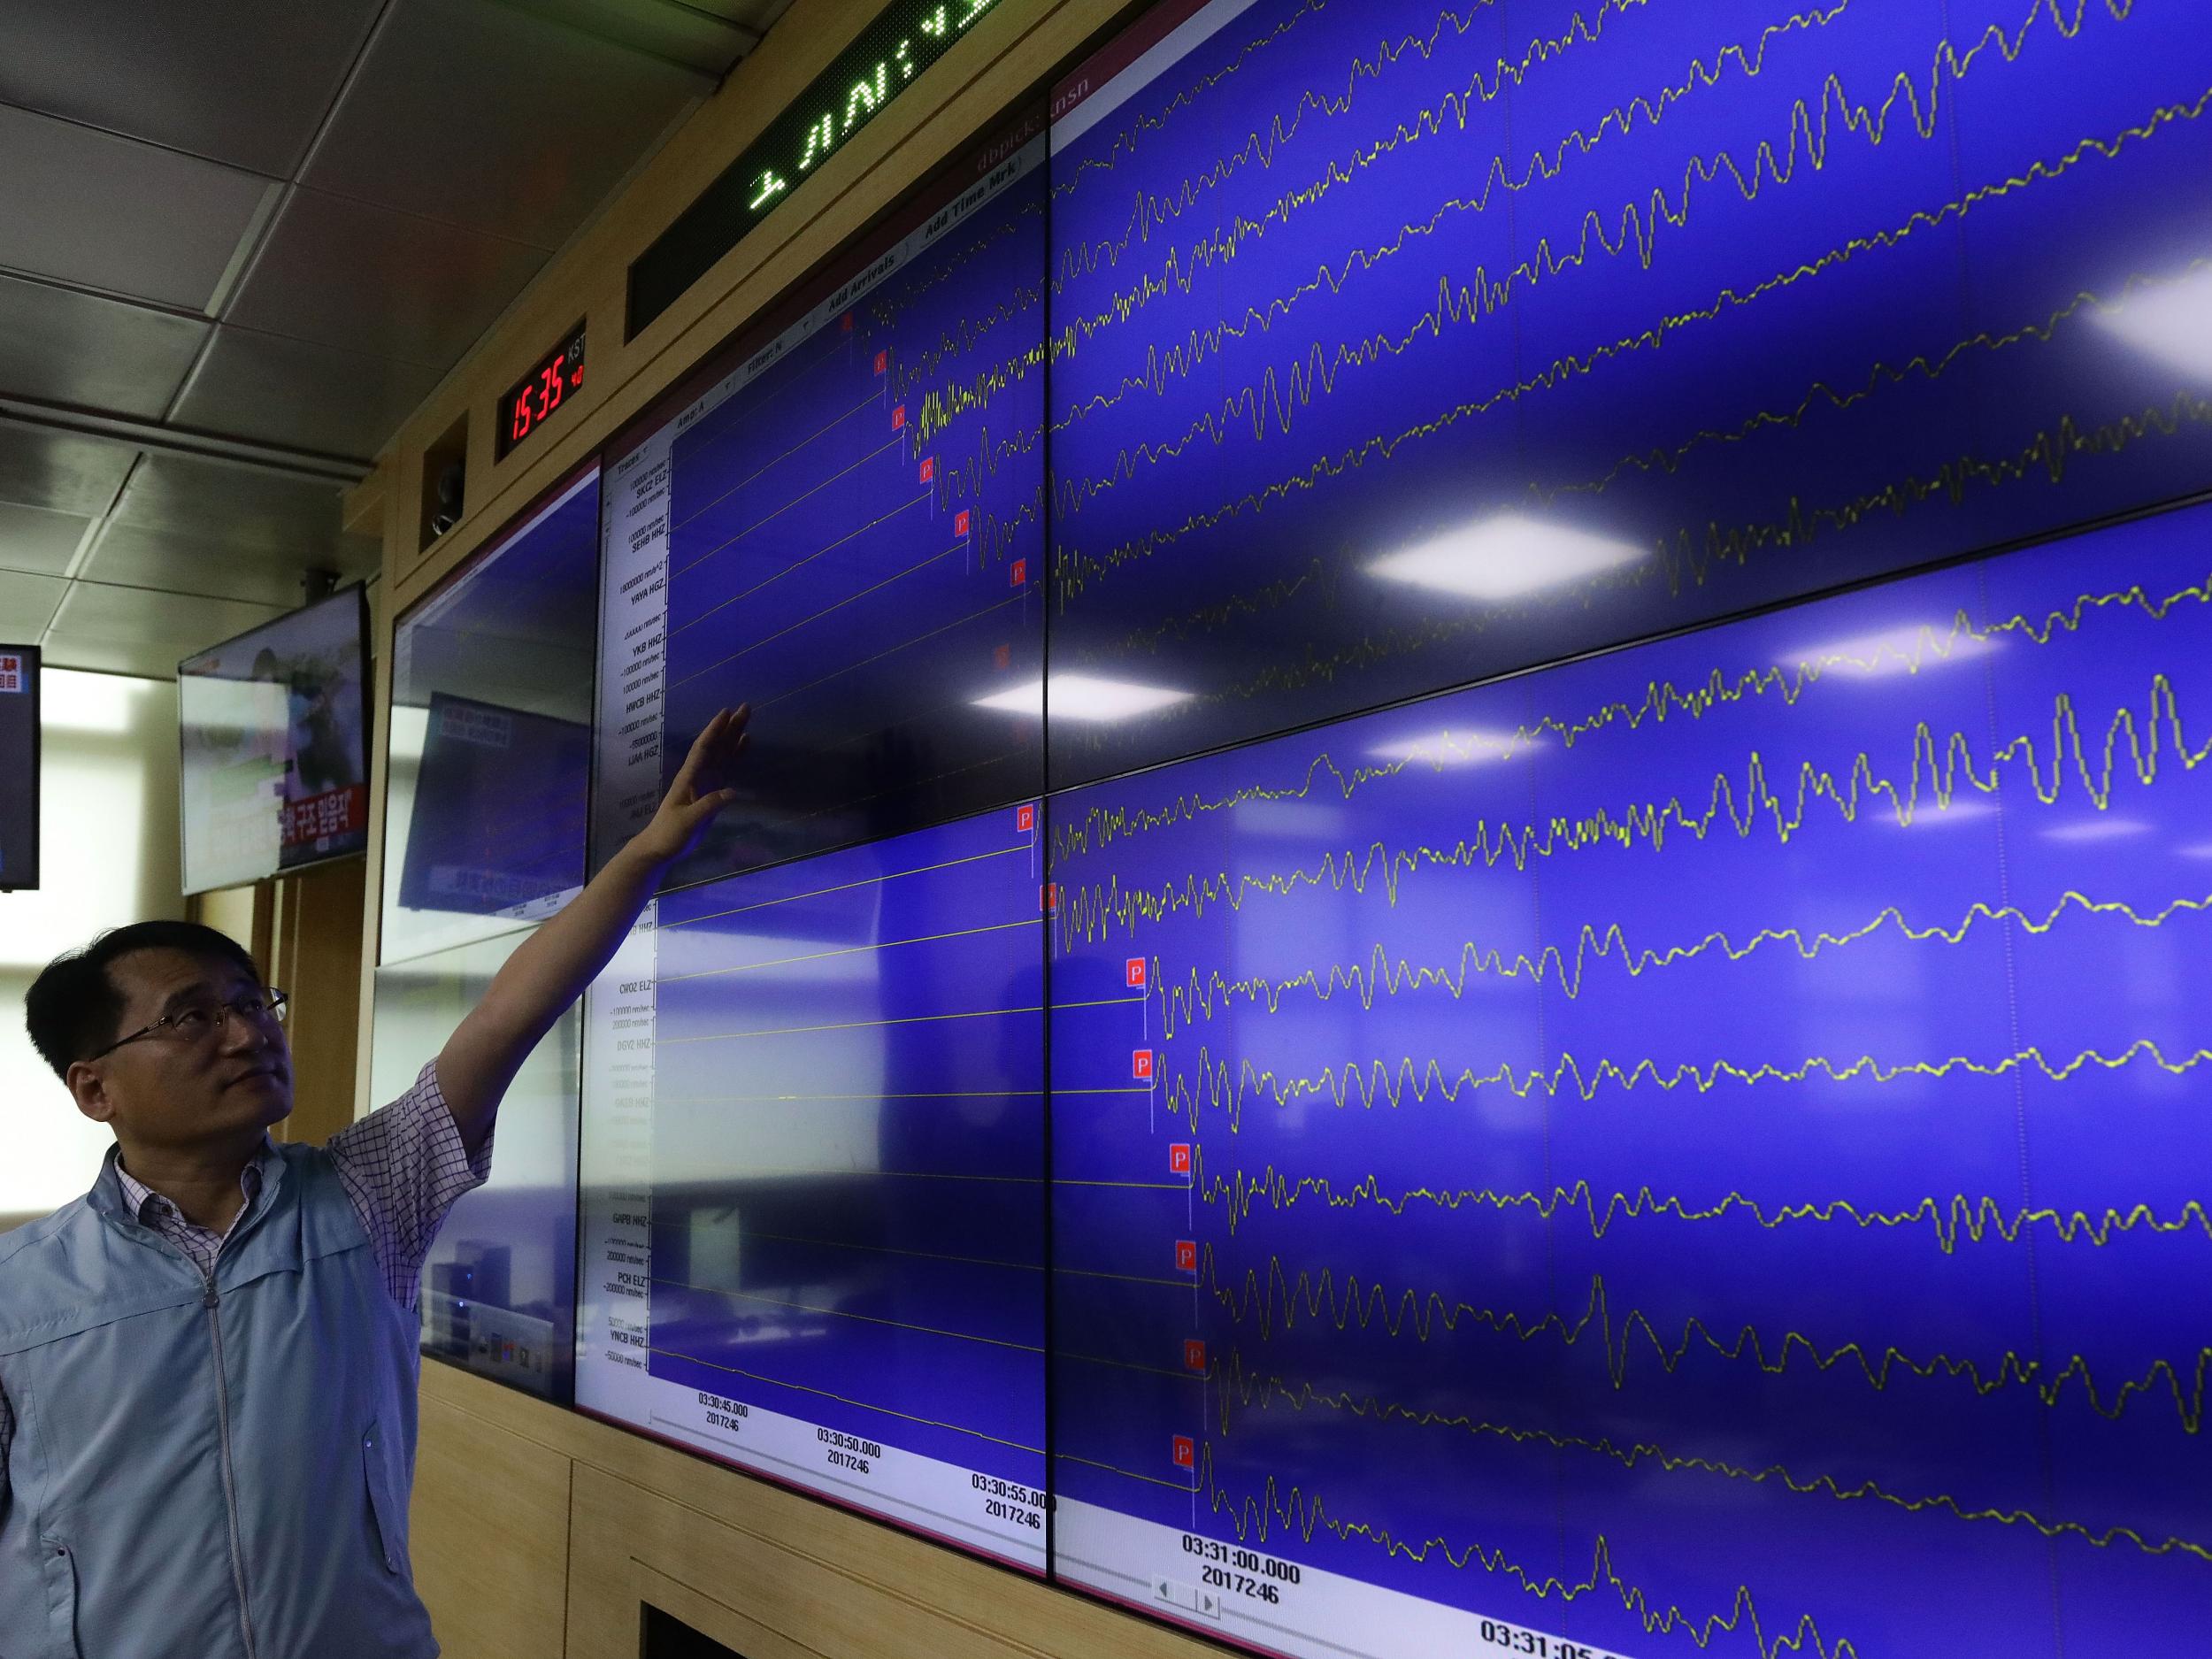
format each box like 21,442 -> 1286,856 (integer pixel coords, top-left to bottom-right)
203,1277 -> 260,1659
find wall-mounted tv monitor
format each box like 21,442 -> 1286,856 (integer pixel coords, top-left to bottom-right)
179,586 -> 371,895
0,644 -> 38,891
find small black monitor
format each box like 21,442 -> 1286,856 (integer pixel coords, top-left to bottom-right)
0,644 -> 39,891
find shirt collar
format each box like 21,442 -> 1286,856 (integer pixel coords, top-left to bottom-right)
111,1138 -> 276,1228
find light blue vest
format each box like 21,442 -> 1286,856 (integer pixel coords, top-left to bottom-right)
0,1142 -> 438,1659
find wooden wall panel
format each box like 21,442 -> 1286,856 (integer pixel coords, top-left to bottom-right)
418,1363 -> 1221,1659
266,852 -> 365,1146
411,1370 -> 575,1659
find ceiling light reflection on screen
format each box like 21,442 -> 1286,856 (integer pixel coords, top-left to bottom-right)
1370,728 -> 1536,768
1785,622 -> 2000,680
2041,818 -> 2151,843
2094,265 -> 2212,378
1886,800 -> 1999,830
1368,514 -> 1646,600
972,673 -> 1194,723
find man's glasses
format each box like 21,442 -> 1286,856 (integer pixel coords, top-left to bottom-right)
91,989 -> 290,1060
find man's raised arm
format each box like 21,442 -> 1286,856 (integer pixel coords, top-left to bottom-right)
434,706 -> 749,1155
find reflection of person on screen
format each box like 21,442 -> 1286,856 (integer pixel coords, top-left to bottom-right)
250,644 -> 361,800
290,664 -> 361,795
4,707 -> 752,1659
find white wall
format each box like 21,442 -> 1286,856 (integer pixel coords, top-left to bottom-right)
0,669 -> 185,1220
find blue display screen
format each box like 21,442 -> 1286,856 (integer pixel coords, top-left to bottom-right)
582,803 -> 1050,1563
388,465 -> 601,964
572,0 -> 2212,1649
1045,0 -> 2212,787
634,134 -> 1047,887
397,692 -> 589,918
1048,507 -> 2212,1655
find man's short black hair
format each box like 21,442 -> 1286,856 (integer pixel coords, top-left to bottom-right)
24,921 -> 264,1080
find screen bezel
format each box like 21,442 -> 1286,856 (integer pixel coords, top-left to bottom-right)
0,641 -> 41,893
175,583 -> 374,898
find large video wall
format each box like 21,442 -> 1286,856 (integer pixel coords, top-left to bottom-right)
385,2 -> 2212,1654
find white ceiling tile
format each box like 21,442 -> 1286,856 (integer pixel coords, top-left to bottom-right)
0,105 -> 273,311
0,275 -> 210,419
0,1 -> 383,175
488,0 -> 757,75
46,581 -> 287,677
81,522 -> 377,610
0,502 -> 92,577
0,426 -> 137,520
0,570 -> 69,641
305,0 -> 704,251
109,452 -> 349,549
173,326 -> 443,463
227,187 -> 549,368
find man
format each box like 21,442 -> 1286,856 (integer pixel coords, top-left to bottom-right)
0,707 -> 749,1659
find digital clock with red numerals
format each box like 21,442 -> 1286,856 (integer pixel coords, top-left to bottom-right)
497,322 -> 586,458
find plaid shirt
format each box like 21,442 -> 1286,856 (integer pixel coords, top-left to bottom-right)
0,1060 -> 490,1485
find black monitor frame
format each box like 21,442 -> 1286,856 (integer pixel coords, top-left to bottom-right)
0,642 -> 41,893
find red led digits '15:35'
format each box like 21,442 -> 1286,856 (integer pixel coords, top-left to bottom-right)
499,322 -> 587,458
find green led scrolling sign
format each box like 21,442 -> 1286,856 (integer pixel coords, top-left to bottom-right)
628,0 -> 1004,337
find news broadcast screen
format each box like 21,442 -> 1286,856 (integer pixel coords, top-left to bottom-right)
179,587 -> 371,895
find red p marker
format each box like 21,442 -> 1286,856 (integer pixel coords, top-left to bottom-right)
1171,1436 -> 1195,1470
1168,1143 -> 1192,1175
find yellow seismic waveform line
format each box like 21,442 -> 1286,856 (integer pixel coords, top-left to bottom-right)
1043,0 -> 1806,395
918,349 -> 1048,445
1045,87 -> 2207,480
1049,0 -> 1333,203
1056,681 -> 2212,941
1053,0 -> 1851,242
1210,1350 -> 2212,1563
1056,0 -> 2120,267
902,301 -> 1046,427
1067,565 -> 2212,801
1141,893 -> 2212,1030
870,194 -> 1042,327
1191,1152 -> 2212,1255
1053,253 -> 2210,597
1051,0 -> 2124,387
1191,1443 -> 1864,1657
1152,1037 -> 2212,1127
1197,1256 -> 2212,1431
936,423 -> 1046,571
